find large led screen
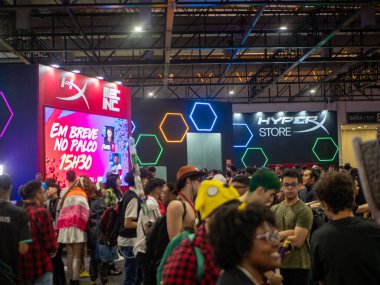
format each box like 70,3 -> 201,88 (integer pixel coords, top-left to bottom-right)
44,107 -> 129,184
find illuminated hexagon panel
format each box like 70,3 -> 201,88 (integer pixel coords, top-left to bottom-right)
189,102 -> 217,132
135,134 -> 163,166
131,120 -> 136,133
159,113 -> 189,143
241,147 -> 269,168
233,123 -> 254,148
0,91 -> 14,138
312,137 -> 339,162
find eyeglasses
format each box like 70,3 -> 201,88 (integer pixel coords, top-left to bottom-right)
233,185 -> 247,189
282,183 -> 298,188
256,230 -> 280,246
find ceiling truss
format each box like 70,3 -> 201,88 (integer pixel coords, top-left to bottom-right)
0,1 -> 380,102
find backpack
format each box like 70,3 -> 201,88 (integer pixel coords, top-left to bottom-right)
145,199 -> 187,278
311,207 -> 327,234
99,192 -> 131,246
156,231 -> 204,285
87,198 -> 107,245
98,205 -> 121,247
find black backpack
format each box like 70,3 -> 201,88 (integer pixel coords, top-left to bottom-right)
145,199 -> 187,273
311,207 -> 327,234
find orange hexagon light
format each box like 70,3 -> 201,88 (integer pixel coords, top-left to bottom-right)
159,112 -> 189,143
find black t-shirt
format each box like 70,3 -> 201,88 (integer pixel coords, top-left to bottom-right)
311,217 -> 380,285
0,200 -> 32,285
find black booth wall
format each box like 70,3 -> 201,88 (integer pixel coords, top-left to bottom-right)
0,65 -> 39,199
132,98 -> 233,182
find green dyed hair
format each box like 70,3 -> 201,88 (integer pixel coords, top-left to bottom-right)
249,169 -> 281,193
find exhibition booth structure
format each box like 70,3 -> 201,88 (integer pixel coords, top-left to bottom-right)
0,64 -> 131,196
39,66 -> 132,185
0,64 -> 365,196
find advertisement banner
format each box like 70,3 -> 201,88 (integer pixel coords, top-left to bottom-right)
44,107 -> 130,185
233,111 -> 338,167
39,65 -> 130,119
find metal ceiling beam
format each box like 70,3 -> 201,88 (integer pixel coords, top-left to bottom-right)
0,39 -> 30,64
0,1 -> 373,9
3,44 -> 380,53
290,42 -> 380,99
5,28 -> 379,39
219,5 -> 265,82
255,5 -> 368,98
41,56 -> 380,67
163,0 -> 175,86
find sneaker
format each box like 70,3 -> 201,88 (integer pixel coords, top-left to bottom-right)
79,270 -> 90,278
108,268 -> 122,276
115,251 -> 124,262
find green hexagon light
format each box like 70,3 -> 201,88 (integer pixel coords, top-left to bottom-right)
312,137 -> 339,162
241,147 -> 269,167
135,134 -> 163,166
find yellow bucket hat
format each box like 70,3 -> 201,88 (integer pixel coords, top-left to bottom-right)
195,179 -> 240,220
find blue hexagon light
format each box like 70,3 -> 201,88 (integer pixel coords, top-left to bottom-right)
131,120 -> 136,133
189,102 -> 217,132
233,123 -> 254,148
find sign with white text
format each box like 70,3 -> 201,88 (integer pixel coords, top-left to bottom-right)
233,111 -> 338,167
39,65 -> 130,119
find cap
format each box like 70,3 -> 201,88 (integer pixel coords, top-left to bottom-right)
195,179 -> 240,220
212,174 -> 227,183
176,165 -> 202,184
249,169 -> 281,193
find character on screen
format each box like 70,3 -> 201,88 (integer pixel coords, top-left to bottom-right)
102,126 -> 115,151
109,153 -> 122,175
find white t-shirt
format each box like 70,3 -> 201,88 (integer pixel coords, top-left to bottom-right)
117,189 -> 139,247
133,196 -> 162,256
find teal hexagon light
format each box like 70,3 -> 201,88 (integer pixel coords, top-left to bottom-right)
312,137 -> 339,162
241,147 -> 269,167
135,134 -> 163,165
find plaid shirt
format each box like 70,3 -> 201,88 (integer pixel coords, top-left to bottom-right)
19,202 -> 58,282
104,188 -> 122,207
162,224 -> 220,285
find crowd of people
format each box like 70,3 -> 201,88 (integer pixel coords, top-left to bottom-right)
0,162 -> 379,285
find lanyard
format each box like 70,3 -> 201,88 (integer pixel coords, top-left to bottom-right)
178,193 -> 195,214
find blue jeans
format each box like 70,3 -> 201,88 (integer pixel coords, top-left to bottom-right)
119,246 -> 142,285
27,272 -> 53,285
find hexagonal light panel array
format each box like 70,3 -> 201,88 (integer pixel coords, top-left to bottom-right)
159,112 -> 189,143
241,147 -> 269,167
135,134 -> 163,166
189,102 -> 217,132
312,137 -> 339,162
233,123 -> 254,148
0,91 -> 14,138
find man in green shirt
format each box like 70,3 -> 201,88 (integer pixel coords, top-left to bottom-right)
271,168 -> 313,285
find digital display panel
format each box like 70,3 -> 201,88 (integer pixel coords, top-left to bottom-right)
44,107 -> 129,185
